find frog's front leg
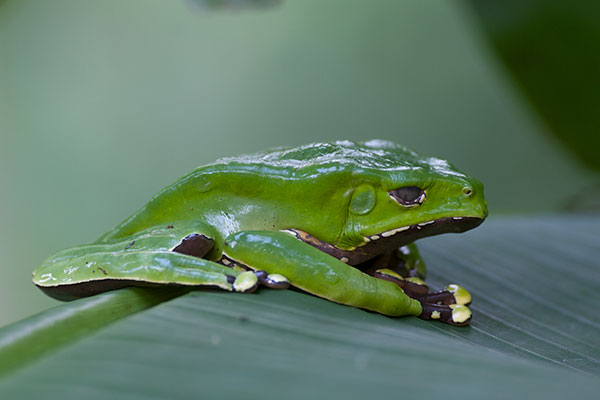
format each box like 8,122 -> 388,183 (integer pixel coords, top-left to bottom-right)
222,230 -> 423,318
359,243 -> 427,279
32,221 -> 259,300
360,244 -> 472,325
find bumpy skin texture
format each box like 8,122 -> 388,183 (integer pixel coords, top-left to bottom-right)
33,140 -> 487,321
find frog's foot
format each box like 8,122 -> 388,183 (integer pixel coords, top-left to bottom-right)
419,304 -> 472,326
373,269 -> 472,326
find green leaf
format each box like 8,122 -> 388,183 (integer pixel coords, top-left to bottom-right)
0,287 -> 184,376
0,216 -> 599,398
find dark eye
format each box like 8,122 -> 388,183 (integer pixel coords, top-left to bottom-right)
389,186 -> 426,207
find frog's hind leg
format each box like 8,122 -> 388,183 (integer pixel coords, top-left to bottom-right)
360,244 -> 472,326
33,221 -> 259,300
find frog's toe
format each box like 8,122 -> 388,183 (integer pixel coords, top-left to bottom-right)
445,284 -> 472,306
263,273 -> 290,289
414,285 -> 471,307
232,271 -> 259,293
419,303 -> 472,326
449,305 -> 472,325
254,270 -> 290,289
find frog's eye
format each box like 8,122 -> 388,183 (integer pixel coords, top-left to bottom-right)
389,186 -> 426,207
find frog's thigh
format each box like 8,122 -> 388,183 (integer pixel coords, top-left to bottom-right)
222,230 -> 422,317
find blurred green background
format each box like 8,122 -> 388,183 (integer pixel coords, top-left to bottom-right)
0,0 -> 597,327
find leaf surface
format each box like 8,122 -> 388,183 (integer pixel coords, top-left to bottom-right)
0,216 -> 598,399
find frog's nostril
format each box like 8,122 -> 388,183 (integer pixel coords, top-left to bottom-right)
462,187 -> 473,196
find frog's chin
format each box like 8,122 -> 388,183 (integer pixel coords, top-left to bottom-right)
365,216 -> 484,244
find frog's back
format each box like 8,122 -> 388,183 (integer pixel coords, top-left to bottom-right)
200,140 -> 453,178
98,140 -> 466,242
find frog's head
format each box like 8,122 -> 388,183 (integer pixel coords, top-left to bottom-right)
266,140 -> 487,260
215,140 -> 487,263
333,140 -> 487,254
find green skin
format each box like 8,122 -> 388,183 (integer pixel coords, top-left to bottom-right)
33,140 -> 487,324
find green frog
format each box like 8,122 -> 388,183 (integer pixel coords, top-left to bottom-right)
33,140 -> 487,326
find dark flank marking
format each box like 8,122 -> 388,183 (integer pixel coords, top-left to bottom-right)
172,234 -> 214,258
166,225 -> 174,229
125,240 -> 136,249
226,275 -> 236,284
289,216 -> 484,266
287,229 -> 368,265
97,267 -> 108,275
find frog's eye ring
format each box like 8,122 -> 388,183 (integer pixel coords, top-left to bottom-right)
389,186 -> 426,207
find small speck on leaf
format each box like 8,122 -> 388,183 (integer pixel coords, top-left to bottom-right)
210,334 -> 221,345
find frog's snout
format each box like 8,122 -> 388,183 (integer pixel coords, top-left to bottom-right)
460,180 -> 487,220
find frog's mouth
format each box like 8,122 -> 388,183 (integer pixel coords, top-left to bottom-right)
284,216 -> 484,266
